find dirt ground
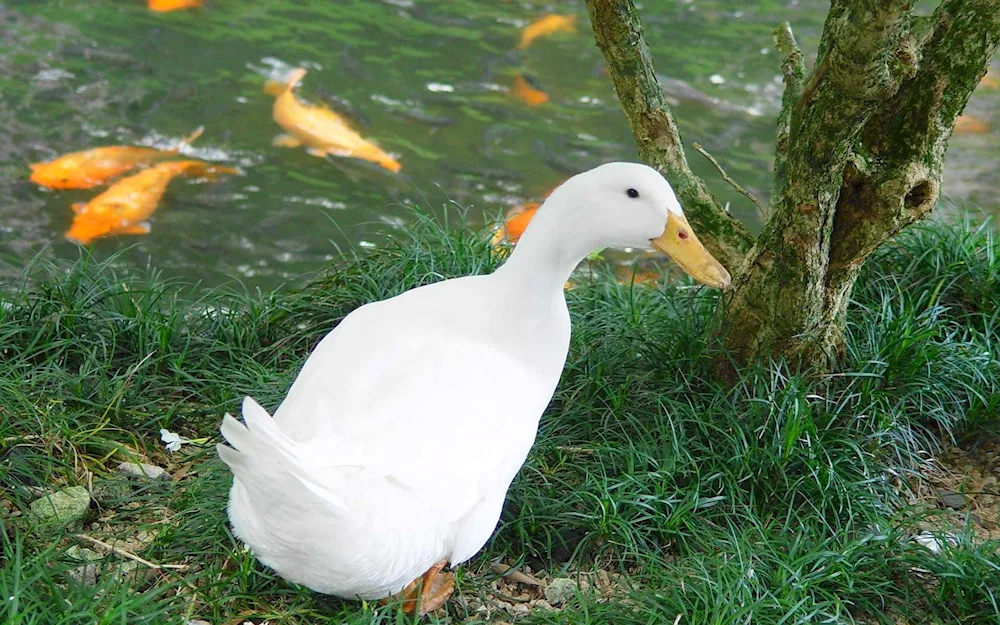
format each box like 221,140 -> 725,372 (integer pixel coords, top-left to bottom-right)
910,436 -> 1000,543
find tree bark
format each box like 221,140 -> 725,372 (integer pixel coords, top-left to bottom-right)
586,0 -> 1000,373
584,0 -> 754,271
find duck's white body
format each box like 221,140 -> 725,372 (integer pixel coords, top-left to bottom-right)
218,162 -> 730,601
220,271 -> 569,598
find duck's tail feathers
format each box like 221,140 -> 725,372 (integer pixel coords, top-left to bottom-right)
218,396 -> 348,513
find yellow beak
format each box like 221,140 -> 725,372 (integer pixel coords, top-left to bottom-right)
651,212 -> 732,289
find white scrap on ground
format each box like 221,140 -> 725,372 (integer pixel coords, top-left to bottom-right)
160,429 -> 193,453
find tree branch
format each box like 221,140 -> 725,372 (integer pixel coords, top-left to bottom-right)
874,0 -> 1000,163
789,0 -> 913,175
827,0 -> 1000,277
692,143 -> 767,219
771,22 -> 806,205
757,0 -> 915,259
723,0 -> 916,365
584,0 -> 753,271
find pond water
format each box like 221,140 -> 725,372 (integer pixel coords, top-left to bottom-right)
1,0 -> 997,289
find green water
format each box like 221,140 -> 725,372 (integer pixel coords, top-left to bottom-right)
1,0 -> 997,289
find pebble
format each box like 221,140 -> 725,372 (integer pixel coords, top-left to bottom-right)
67,546 -> 102,562
28,486 -> 91,527
66,545 -> 103,586
117,461 -> 171,481
937,489 -> 966,509
108,561 -> 156,586
91,478 -> 134,505
494,600 -> 514,613
122,529 -> 158,552
543,577 -> 578,606
66,562 -> 100,586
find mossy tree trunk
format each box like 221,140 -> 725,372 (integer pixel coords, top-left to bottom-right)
586,0 -> 1000,372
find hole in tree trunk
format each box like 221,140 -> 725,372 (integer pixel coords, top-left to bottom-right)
904,181 -> 933,210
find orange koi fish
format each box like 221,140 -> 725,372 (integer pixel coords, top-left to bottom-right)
954,115 -> 990,134
517,14 -> 576,50
65,160 -> 238,244
491,199 -> 574,290
148,0 -> 204,12
511,73 -> 549,106
617,267 -> 661,287
271,68 -> 401,173
491,202 -> 540,248
491,181 -> 566,249
979,68 -> 999,90
30,127 -> 203,190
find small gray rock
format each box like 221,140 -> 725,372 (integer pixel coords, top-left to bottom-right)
91,478 -> 133,505
937,489 -> 966,509
66,546 -> 103,562
66,562 -> 100,586
117,461 -> 171,481
530,598 -> 554,611
28,486 -> 91,527
107,560 -> 155,586
544,577 -> 578,606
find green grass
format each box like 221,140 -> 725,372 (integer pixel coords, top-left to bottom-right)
1,215 -> 998,624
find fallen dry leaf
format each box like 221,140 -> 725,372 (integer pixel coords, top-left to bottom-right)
491,562 -> 544,587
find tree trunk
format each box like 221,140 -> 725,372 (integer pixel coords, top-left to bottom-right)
586,0 -> 1000,373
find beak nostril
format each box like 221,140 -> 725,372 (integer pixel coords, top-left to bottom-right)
678,230 -> 689,241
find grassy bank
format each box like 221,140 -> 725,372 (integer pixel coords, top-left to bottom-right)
1,216 -> 999,624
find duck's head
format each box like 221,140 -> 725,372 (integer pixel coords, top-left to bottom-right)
547,162 -> 731,289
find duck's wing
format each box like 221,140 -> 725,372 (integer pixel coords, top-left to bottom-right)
268,297 -> 559,521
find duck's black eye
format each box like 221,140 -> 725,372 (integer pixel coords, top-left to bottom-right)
626,188 -> 639,199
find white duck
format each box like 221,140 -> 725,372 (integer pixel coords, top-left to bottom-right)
218,162 -> 731,614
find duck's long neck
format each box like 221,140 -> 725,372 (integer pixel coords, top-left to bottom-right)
492,204 -> 592,302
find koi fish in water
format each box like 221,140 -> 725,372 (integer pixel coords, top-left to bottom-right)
511,73 -> 549,106
30,127 -> 204,190
65,160 -> 239,244
954,115 -> 990,134
979,68 -> 999,90
517,14 -> 576,50
491,197 -> 574,290
491,181 -> 566,249
271,68 -> 402,173
148,0 -> 204,12
491,202 -> 540,248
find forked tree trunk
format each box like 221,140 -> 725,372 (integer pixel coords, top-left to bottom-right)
586,0 -> 1000,373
